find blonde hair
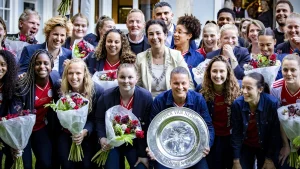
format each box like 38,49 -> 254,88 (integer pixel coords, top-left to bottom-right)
202,23 -> 220,48
71,13 -> 89,27
287,12 -> 300,22
43,16 -> 73,41
61,58 -> 95,113
219,24 -> 239,46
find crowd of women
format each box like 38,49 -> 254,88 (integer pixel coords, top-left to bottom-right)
0,1 -> 300,169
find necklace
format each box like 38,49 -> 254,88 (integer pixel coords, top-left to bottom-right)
147,50 -> 169,91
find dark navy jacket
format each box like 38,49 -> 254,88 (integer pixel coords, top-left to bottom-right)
275,41 -> 291,54
18,42 -> 72,76
206,46 -> 251,80
231,93 -> 280,160
62,37 -> 72,49
151,89 -> 215,147
84,52 -> 105,75
84,33 -> 99,47
95,86 -> 153,157
0,94 -> 18,117
276,49 -> 300,80
84,83 -> 104,136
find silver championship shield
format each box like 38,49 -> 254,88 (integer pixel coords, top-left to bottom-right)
147,107 -> 209,169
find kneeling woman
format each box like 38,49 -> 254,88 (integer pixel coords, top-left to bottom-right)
231,72 -> 280,169
58,58 -> 104,169
15,49 -> 61,169
95,63 -> 153,169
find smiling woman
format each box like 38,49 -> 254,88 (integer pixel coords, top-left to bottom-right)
18,16 -> 73,76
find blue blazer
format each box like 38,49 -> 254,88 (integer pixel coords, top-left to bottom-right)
14,71 -> 61,139
83,83 -> 104,137
62,37 -> 72,49
18,42 -> 72,76
231,93 -> 280,160
84,33 -> 99,47
276,49 -> 300,80
275,41 -> 291,54
206,46 -> 251,80
95,86 -> 153,157
84,52 -> 105,75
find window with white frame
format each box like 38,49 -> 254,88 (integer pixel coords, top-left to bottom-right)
0,0 -> 11,33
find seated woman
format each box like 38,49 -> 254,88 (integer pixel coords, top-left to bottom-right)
84,15 -> 115,47
18,16 -> 73,76
246,19 -> 265,59
172,14 -> 204,86
85,29 -> 135,75
271,54 -> 300,168
136,19 -> 194,98
58,58 -> 104,169
0,50 -> 18,169
231,72 -> 280,169
15,49 -> 61,169
206,24 -> 251,80
147,66 -> 214,169
95,63 -> 152,169
62,13 -> 94,57
200,55 -> 240,169
197,21 -> 220,58
276,13 -> 300,54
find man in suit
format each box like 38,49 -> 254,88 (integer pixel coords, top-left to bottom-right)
126,9 -> 150,55
6,9 -> 40,44
233,0 -> 249,19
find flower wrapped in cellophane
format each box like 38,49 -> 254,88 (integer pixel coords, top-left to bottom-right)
277,103 -> 300,168
92,70 -> 118,90
45,92 -> 89,162
192,59 -> 211,85
243,54 -> 281,87
92,105 -> 144,167
0,110 -> 36,169
72,39 -> 94,60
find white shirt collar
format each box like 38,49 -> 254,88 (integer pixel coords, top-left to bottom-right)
128,35 -> 144,44
45,42 -> 63,57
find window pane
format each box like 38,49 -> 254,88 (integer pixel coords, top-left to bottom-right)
5,0 -> 10,8
0,0 -> 3,7
4,10 -> 10,31
139,0 -> 159,21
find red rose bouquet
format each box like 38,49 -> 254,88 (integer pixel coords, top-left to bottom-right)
0,110 -> 36,169
72,39 -> 94,59
92,105 -> 144,167
92,70 -> 118,90
243,54 -> 281,87
45,92 -> 89,162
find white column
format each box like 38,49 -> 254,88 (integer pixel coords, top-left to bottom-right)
11,0 -> 18,33
81,0 -> 95,34
52,0 -> 60,16
101,0 -> 112,18
43,0 -> 53,22
133,0 -> 138,9
214,0 -> 223,21
72,0 -> 79,15
176,0 -> 193,16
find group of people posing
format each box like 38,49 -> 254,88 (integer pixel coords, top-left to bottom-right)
0,0 -> 300,169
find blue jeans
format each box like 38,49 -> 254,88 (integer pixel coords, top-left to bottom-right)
57,130 -> 97,169
154,158 -> 208,169
105,144 -> 146,169
22,127 -> 52,169
240,144 -> 265,169
206,135 -> 233,169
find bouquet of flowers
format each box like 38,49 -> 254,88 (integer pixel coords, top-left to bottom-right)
91,105 -> 144,167
92,70 -> 118,90
6,33 -> 37,44
45,92 -> 89,162
72,39 -> 94,60
243,54 -> 281,87
192,59 -> 211,85
277,103 -> 300,168
0,110 -> 36,169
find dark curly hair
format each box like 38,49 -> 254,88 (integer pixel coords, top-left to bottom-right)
0,50 -> 17,100
94,29 -> 135,63
200,55 -> 240,105
177,14 -> 201,41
